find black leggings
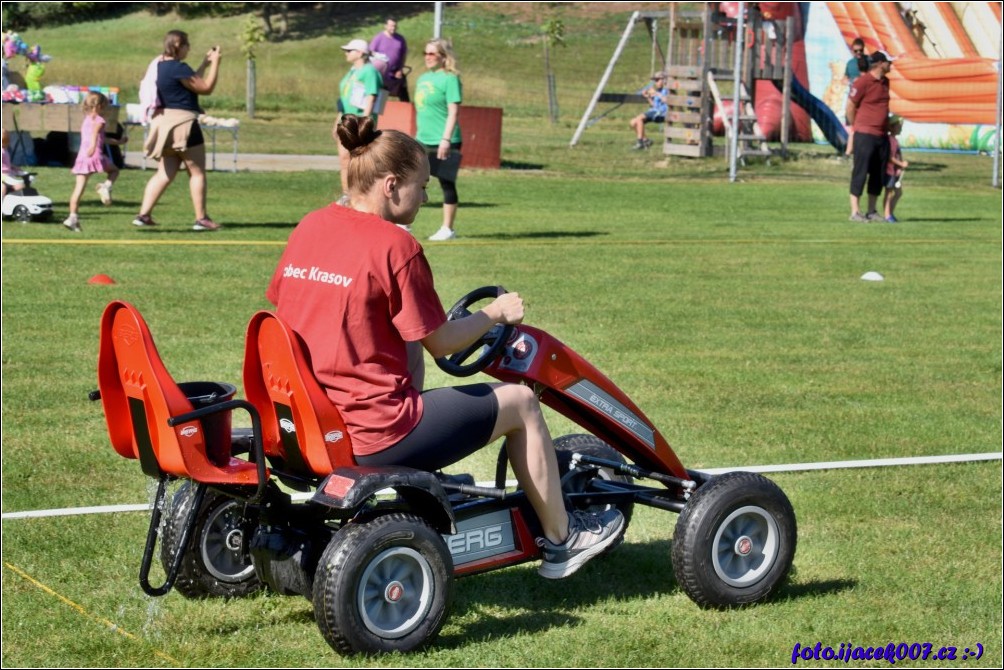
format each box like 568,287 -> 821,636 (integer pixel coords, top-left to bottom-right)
355,384 -> 498,472
424,144 -> 461,205
438,176 -> 458,205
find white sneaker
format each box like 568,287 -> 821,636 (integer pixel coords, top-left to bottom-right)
427,227 -> 456,241
96,182 -> 112,206
62,214 -> 82,232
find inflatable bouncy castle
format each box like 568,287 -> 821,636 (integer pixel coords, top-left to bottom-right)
811,1 -> 1000,151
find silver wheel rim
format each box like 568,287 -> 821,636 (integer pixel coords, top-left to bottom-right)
712,505 -> 779,587
358,546 -> 434,639
199,501 -> 255,582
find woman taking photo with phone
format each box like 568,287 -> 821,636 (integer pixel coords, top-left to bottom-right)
134,30 -> 222,231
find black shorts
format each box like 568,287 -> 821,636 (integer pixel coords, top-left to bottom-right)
187,122 -> 204,148
850,132 -> 887,197
355,384 -> 499,471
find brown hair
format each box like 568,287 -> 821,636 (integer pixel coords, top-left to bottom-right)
163,30 -> 189,59
336,115 -> 425,194
82,91 -> 108,114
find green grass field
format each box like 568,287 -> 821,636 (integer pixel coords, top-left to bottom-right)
2,3 -> 1002,668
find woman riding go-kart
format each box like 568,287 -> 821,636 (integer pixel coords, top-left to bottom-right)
93,115 -> 796,656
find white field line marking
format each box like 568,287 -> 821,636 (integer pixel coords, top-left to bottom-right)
2,451 -> 1000,520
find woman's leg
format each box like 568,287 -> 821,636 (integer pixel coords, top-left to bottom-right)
440,176 -> 458,231
139,155 -> 180,216
442,203 -> 457,231
182,144 -> 208,220
489,384 -> 569,544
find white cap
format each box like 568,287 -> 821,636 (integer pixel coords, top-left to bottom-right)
341,39 -> 370,54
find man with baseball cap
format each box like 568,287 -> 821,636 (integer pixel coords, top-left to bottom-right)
845,50 -> 894,222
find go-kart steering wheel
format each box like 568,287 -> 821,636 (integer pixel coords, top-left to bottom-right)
435,286 -> 515,377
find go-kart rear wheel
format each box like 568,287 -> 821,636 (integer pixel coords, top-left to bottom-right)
554,434 -> 634,528
160,482 -> 262,599
312,513 -> 453,655
671,471 -> 796,608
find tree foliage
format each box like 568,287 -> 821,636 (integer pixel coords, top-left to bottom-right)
1,2 -> 289,31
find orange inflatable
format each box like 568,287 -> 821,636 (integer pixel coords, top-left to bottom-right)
825,1 -> 999,125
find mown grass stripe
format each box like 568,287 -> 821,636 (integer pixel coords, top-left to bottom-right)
3,562 -> 182,665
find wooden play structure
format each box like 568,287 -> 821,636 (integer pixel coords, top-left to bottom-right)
571,3 -> 805,163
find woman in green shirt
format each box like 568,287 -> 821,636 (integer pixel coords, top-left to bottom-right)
334,38 -> 383,199
415,38 -> 462,241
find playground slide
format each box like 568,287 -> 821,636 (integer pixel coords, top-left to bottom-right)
911,2 -> 978,57
774,76 -> 848,154
952,2 -> 1001,58
825,1 -> 998,124
752,3 -> 813,142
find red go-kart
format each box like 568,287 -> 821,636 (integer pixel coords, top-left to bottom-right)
93,287 -> 796,655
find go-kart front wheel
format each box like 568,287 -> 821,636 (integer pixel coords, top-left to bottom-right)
312,513 -> 454,655
160,482 -> 262,599
671,471 -> 796,608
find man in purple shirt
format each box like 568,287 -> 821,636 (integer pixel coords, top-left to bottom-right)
369,18 -> 410,102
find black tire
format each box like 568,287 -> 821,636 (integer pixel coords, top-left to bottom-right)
671,471 -> 796,608
553,434 -> 634,528
160,482 -> 263,599
312,513 -> 453,655
13,205 -> 31,222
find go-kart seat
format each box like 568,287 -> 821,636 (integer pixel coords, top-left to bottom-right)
96,300 -> 261,485
243,311 -> 356,478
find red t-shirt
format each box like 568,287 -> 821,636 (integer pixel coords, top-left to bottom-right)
848,73 -> 890,136
266,204 -> 447,454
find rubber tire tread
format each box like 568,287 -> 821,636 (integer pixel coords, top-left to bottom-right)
312,513 -> 454,655
160,483 -> 262,599
671,471 -> 796,608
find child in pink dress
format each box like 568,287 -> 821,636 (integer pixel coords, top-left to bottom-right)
64,92 -> 125,232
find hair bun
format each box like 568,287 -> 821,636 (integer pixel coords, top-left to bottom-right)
336,114 -> 380,155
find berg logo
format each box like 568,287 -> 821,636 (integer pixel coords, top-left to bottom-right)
512,339 -> 533,360
324,430 -> 344,443
180,426 -> 198,437
280,418 -> 296,433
